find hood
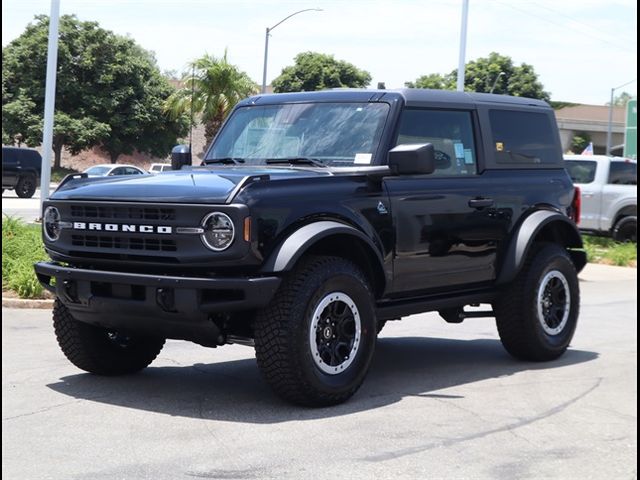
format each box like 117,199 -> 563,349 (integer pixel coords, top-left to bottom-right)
51,166 -> 333,204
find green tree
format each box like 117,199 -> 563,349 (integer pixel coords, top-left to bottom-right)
406,52 -> 550,101
609,91 -> 634,106
165,52 -> 257,147
272,52 -> 371,93
2,15 -> 187,167
571,132 -> 591,154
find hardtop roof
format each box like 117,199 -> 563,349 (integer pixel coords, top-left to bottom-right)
240,88 -> 551,110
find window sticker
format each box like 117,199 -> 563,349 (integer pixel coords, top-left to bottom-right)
495,142 -> 504,151
454,142 -> 464,158
354,153 -> 372,164
464,149 -> 474,165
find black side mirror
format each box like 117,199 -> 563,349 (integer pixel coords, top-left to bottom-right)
171,145 -> 192,170
388,143 -> 435,175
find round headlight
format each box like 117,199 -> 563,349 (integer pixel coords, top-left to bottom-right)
201,212 -> 235,251
43,206 -> 61,242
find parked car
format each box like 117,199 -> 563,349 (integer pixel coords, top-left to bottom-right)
83,164 -> 147,177
564,154 -> 636,242
36,89 -> 585,407
148,163 -> 172,174
2,146 -> 42,198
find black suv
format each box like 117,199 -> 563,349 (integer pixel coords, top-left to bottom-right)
2,146 -> 42,198
35,89 -> 585,406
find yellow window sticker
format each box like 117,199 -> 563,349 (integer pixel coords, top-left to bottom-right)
496,142 -> 504,151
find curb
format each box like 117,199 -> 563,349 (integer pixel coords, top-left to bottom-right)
2,297 -> 54,309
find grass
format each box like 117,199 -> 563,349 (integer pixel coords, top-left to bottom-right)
2,216 -> 50,299
583,235 -> 637,267
51,167 -> 79,183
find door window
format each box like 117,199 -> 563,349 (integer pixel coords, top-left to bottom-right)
395,109 -> 478,175
608,161 -> 637,185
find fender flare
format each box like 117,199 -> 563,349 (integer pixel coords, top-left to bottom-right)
261,220 -> 385,275
497,210 -> 585,285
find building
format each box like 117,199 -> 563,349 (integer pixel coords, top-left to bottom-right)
555,104 -> 625,155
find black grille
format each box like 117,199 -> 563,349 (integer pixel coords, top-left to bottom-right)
71,235 -> 177,252
70,205 -> 176,221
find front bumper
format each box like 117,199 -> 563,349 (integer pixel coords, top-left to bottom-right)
34,262 -> 281,343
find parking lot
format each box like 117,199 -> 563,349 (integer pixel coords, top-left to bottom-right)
2,264 -> 636,479
2,187 -> 46,223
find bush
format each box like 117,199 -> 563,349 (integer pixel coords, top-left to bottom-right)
2,216 -> 49,298
51,167 -> 79,183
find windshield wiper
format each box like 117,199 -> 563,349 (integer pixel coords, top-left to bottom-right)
265,157 -> 327,168
204,157 -> 245,165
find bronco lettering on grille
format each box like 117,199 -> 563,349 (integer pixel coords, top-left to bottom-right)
72,222 -> 172,234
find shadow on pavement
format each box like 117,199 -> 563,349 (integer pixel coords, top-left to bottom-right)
47,336 -> 598,424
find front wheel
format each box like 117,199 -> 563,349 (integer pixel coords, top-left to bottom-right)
53,299 -> 165,375
254,256 -> 377,406
494,243 -> 580,361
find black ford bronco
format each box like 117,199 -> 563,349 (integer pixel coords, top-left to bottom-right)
35,89 -> 585,406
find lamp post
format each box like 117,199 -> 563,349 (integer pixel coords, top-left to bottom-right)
261,8 -> 322,94
456,0 -> 469,92
489,71 -> 505,94
606,78 -> 636,155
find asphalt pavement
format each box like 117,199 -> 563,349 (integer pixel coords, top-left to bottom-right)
2,264 -> 637,479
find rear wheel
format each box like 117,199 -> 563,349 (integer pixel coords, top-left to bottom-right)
15,175 -> 36,198
254,256 -> 377,406
53,299 -> 165,375
612,216 -> 637,243
494,243 -> 579,361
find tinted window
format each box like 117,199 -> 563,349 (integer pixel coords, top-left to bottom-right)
565,160 -> 597,183
489,110 -> 559,165
395,109 -> 477,175
111,167 -> 125,175
124,167 -> 142,175
608,162 -> 637,185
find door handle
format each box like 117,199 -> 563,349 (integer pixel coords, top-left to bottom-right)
468,198 -> 494,208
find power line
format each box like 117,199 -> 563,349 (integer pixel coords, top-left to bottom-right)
491,0 -> 637,53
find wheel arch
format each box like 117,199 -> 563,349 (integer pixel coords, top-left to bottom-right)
497,210 -> 586,285
260,220 -> 387,298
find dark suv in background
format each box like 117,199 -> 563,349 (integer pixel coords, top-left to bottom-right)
2,146 -> 42,198
35,89 -> 584,406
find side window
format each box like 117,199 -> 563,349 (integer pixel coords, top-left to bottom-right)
489,110 -> 559,165
111,167 -> 125,176
395,109 -> 478,175
125,167 -> 142,175
565,160 -> 597,183
608,162 -> 637,185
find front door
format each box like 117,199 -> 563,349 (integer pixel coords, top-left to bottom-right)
384,108 -> 511,296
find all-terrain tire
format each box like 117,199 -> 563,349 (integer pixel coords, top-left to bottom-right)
612,216 -> 637,243
15,175 -> 36,198
53,299 -> 165,375
254,256 -> 377,406
494,243 -> 580,361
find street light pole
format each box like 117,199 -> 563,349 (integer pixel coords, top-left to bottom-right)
606,78 -> 636,155
456,0 -> 469,92
261,8 -> 322,94
490,71 -> 505,94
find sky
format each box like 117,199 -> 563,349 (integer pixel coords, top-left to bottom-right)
2,0 -> 637,105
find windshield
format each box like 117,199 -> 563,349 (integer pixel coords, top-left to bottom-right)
206,102 -> 390,167
85,166 -> 111,175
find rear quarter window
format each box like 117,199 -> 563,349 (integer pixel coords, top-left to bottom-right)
489,110 -> 560,166
565,160 -> 597,183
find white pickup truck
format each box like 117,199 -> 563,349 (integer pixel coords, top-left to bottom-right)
564,155 -> 637,242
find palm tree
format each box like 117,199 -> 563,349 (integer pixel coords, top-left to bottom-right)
165,51 -> 258,146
